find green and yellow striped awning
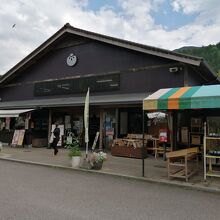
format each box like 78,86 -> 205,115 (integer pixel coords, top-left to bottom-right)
143,85 -> 220,110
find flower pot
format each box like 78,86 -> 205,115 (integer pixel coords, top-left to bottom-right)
71,156 -> 81,168
92,161 -> 103,170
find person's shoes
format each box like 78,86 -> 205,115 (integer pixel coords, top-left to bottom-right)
54,149 -> 58,155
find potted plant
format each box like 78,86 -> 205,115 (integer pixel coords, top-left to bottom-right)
66,137 -> 82,168
90,150 -> 107,170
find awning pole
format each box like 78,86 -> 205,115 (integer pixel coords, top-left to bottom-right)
172,111 -> 177,150
142,110 -> 145,177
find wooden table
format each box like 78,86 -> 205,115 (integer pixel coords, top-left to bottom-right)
166,147 -> 199,182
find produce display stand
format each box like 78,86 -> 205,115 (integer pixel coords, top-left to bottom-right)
111,136 -> 148,159
166,147 -> 199,182
203,122 -> 220,180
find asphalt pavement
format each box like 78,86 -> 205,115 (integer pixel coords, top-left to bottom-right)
0,160 -> 220,220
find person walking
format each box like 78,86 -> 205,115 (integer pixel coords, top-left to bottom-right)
52,124 -> 60,155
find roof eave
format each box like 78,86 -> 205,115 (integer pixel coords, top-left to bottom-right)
66,28 -> 202,66
201,60 -> 219,82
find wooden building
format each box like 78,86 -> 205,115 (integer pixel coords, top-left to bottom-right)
0,23 -> 218,148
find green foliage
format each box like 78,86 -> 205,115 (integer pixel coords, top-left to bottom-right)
65,137 -> 82,157
68,147 -> 81,157
175,42 -> 220,75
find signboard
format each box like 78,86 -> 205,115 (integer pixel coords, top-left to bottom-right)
105,116 -> 114,136
11,130 -> 25,147
159,129 -> 168,142
92,132 -> 100,151
5,117 -> 10,130
34,74 -> 120,96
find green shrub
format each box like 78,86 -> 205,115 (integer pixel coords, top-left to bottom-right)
68,147 -> 82,157
65,137 -> 82,157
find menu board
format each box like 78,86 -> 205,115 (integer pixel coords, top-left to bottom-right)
11,130 -> 25,147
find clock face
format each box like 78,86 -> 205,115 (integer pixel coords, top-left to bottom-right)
66,53 -> 77,66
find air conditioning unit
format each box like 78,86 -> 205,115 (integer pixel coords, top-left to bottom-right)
169,67 -> 179,73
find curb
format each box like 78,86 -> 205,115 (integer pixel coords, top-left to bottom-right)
0,157 -> 220,194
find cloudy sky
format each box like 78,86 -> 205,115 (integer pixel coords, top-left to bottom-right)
0,0 -> 219,75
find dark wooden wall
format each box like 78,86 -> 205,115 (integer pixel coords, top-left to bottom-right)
0,37 -> 206,102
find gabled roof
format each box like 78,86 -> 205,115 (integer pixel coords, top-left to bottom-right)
0,23 -> 218,84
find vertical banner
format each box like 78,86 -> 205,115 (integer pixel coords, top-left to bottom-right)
84,88 -> 90,157
25,118 -> 29,130
5,117 -> 10,130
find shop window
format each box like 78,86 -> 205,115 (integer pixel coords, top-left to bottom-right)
120,112 -> 128,135
128,112 -> 142,134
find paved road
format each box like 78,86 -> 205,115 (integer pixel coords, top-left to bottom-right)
0,160 -> 220,220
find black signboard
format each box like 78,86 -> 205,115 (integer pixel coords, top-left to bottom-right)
34,74 -> 120,96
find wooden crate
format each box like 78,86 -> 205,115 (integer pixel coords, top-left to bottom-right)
111,145 -> 147,159
191,134 -> 201,145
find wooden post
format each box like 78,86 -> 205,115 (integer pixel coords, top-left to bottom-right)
48,109 -> 52,146
184,65 -> 188,87
142,110 -> 145,177
99,109 -> 103,149
168,158 -> 170,179
185,155 -> 188,182
172,111 -> 177,151
204,122 -> 207,181
168,112 -> 173,151
115,108 -> 119,138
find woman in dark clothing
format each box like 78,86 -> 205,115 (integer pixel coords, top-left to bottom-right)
52,124 -> 60,155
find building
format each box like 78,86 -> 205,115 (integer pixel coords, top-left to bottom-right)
0,23 -> 217,148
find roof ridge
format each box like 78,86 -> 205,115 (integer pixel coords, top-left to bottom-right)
0,23 -> 216,84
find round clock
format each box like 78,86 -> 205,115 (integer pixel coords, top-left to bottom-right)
66,53 -> 77,66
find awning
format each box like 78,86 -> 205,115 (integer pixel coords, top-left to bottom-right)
0,93 -> 149,109
0,109 -> 34,118
143,84 -> 220,110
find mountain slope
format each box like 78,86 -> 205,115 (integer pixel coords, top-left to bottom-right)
175,42 -> 220,75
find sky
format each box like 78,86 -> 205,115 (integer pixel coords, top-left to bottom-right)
0,0 -> 220,75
